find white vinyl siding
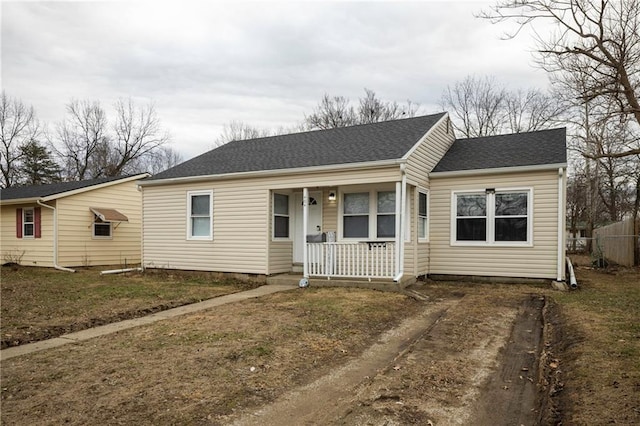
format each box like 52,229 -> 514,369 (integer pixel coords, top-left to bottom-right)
0,204 -> 53,267
430,170 -> 560,280
142,166 -> 402,275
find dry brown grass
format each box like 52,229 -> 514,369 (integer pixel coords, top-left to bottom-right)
0,287 -> 421,425
0,266 -> 256,348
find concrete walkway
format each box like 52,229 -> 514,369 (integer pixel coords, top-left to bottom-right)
0,284 -> 296,362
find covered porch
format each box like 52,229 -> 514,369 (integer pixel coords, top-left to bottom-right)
270,171 -> 421,283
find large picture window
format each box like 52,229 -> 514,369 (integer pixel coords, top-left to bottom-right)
273,193 -> 290,239
452,189 -> 531,245
187,190 -> 213,240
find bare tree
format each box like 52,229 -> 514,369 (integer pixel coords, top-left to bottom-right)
213,120 -> 273,147
304,94 -> 357,130
54,99 -> 109,180
305,89 -> 420,130
135,145 -> 183,175
110,99 -> 170,176
0,92 -> 40,187
480,0 -> 640,158
441,75 -> 560,137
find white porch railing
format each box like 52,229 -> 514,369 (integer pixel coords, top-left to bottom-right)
306,242 -> 396,279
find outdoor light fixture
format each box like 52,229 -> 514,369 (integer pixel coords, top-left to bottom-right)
328,191 -> 336,201
485,188 -> 495,194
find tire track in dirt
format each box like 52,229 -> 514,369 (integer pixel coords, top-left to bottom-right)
230,297 -> 463,426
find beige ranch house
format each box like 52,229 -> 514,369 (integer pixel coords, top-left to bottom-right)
0,174 -> 148,270
140,113 -> 567,284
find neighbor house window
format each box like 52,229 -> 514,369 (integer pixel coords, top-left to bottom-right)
23,208 -> 35,238
93,218 -> 112,238
273,193 -> 290,239
187,190 -> 213,240
452,189 -> 531,245
16,207 -> 41,239
418,190 -> 428,241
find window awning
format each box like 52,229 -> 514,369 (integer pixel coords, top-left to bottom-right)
90,207 -> 129,222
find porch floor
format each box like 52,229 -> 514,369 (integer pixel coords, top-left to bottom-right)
266,274 -> 415,292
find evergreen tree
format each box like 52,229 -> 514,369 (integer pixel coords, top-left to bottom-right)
19,140 -> 61,185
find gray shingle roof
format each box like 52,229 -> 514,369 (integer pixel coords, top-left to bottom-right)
432,128 -> 566,173
150,113 -> 447,181
0,175 -> 143,201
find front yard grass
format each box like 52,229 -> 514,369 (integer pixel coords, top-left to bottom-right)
0,266 -> 257,348
551,257 -> 640,424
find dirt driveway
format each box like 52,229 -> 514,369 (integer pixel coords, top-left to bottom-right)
1,284 -> 552,425
231,291 -> 547,426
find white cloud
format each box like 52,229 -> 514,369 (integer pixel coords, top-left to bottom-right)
2,0 -> 552,160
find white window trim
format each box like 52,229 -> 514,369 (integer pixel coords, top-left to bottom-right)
450,187 -> 533,247
23,207 -> 35,239
272,192 -> 291,241
92,218 -> 113,239
186,190 -> 213,241
418,188 -> 429,242
338,185 -> 406,241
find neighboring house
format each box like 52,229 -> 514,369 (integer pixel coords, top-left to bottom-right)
1,174 -> 149,269
139,113 -> 567,283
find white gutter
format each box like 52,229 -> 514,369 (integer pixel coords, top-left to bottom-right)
430,163 -> 568,179
394,165 -> 407,283
36,200 -> 75,273
557,167 -> 565,282
139,159 -> 407,187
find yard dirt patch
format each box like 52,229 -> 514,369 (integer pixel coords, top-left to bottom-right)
1,282 -> 559,425
2,263 -> 638,425
0,266 -> 256,349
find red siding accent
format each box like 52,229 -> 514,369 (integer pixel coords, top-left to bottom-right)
16,208 -> 23,238
34,207 -> 42,238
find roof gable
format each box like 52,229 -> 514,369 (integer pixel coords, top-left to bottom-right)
0,174 -> 148,202
150,113 -> 447,181
431,128 -> 567,173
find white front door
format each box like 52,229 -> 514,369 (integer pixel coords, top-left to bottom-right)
293,192 -> 323,263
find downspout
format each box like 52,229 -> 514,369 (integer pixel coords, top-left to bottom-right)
37,200 -> 75,273
556,167 -> 564,282
303,187 -> 309,279
394,165 -> 407,283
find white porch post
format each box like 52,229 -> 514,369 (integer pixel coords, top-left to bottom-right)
303,187 -> 309,279
394,165 -> 407,283
394,181 -> 402,280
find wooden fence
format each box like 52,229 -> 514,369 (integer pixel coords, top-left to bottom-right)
592,218 -> 640,267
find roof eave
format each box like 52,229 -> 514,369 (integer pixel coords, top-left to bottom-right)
429,162 -> 567,178
40,173 -> 150,201
139,159 -> 406,187
0,197 -> 42,206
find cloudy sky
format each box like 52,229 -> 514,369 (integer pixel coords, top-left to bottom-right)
2,0 -> 551,160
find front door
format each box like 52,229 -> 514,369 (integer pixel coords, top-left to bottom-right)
293,192 -> 323,263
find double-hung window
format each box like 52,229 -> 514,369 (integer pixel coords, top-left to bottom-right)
273,193 -> 290,239
418,190 -> 428,241
343,192 -> 369,238
187,190 -> 213,240
452,189 -> 531,245
23,208 -> 35,238
376,191 -> 396,238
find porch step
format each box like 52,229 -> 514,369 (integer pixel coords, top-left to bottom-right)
266,274 -> 405,292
